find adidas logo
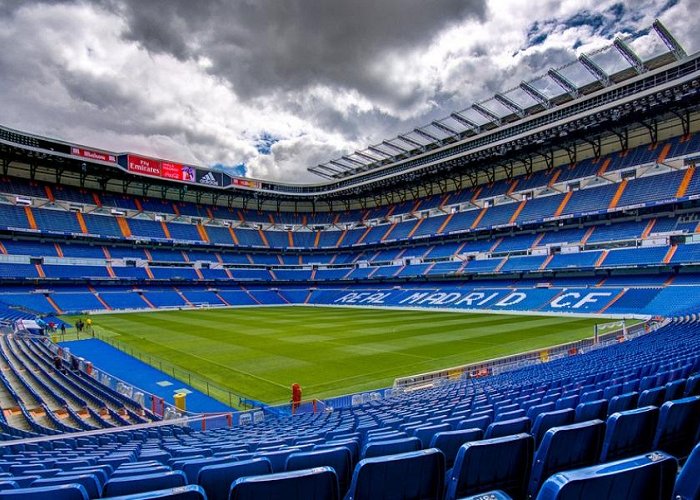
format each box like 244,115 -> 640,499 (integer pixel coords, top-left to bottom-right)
198,172 -> 219,186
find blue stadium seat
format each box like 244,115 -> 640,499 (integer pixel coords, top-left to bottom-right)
197,457 -> 271,500
607,392 -> 638,416
531,409 -> 575,447
445,433 -> 534,500
664,379 -> 686,402
574,400 -> 608,423
314,440 -> 360,467
580,390 -> 603,403
459,492 -> 513,500
637,387 -> 665,408
527,402 -> 556,421
9,465 -> 45,476
527,420 -> 605,498
413,423 -> 451,449
99,485 -> 207,498
458,416 -> 492,432
103,471 -> 187,497
685,374 -> 700,397
30,474 -> 102,499
55,469 -> 109,488
286,447 -> 352,495
3,477 -> 41,488
0,483 -> 89,499
111,466 -> 171,478
260,448 -> 303,473
360,436 -> 421,459
0,481 -> 18,492
554,395 -> 579,411
429,428 -> 483,469
599,406 -> 659,462
484,417 -> 531,439
536,451 -> 677,500
652,396 -> 700,460
673,442 -> 700,500
179,455 -> 234,485
229,467 -> 338,500
345,449 -> 444,500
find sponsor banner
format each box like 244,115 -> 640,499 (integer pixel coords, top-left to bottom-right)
160,161 -> 197,182
71,146 -> 116,163
127,155 -> 162,177
182,165 -> 196,182
196,169 -> 224,187
161,161 -> 183,180
232,178 -> 262,189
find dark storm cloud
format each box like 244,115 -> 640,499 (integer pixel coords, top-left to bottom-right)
106,0 -> 487,103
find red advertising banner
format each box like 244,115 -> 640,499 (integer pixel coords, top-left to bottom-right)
161,162 -> 196,181
232,178 -> 261,189
161,161 -> 183,180
71,147 -> 116,163
127,155 -> 162,177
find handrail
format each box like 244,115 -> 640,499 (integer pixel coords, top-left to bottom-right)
0,412 -> 237,449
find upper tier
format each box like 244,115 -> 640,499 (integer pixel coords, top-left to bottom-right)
2,133 -> 700,250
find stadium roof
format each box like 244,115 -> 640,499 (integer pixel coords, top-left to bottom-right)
308,20 -> 686,180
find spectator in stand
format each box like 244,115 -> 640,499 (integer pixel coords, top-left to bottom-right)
71,356 -> 80,375
53,355 -> 63,373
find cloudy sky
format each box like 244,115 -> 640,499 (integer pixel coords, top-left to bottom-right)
0,0 -> 697,183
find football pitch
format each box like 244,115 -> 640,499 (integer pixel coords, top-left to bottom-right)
75,307 -> 606,405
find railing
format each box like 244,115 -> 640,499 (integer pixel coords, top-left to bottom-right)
0,411 -> 247,449
265,399 -> 328,417
391,318 -> 660,392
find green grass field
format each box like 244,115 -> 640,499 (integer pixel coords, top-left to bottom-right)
68,307 -> 609,405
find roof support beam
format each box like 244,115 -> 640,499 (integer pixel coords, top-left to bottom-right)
321,163 -> 345,175
450,113 -> 481,133
355,151 -> 381,163
329,160 -> 354,171
548,68 -> 580,98
383,140 -> 408,153
520,81 -> 552,108
310,163 -> 343,176
579,53 -> 611,86
307,166 -> 334,179
397,135 -> 423,149
472,103 -> 502,125
613,37 -> 646,74
413,128 -> 440,142
653,19 -> 686,60
494,93 -> 525,118
431,121 -> 459,135
342,155 -> 366,167
368,146 -> 393,158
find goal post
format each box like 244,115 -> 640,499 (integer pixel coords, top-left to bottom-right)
594,319 -> 627,344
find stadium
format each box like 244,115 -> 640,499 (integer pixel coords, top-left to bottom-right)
0,7 -> 697,500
